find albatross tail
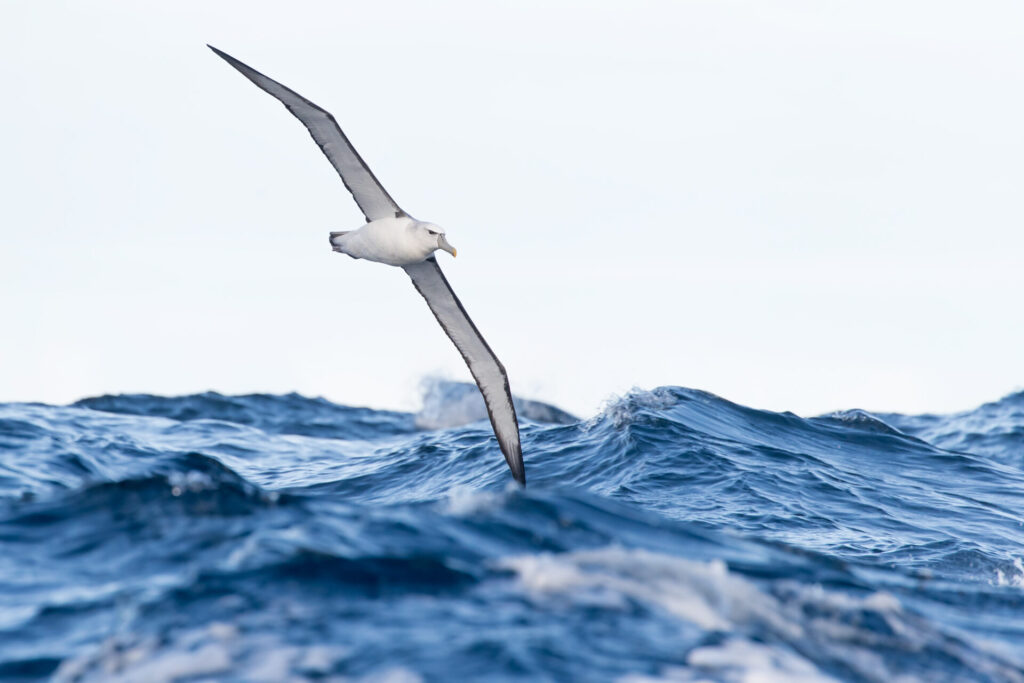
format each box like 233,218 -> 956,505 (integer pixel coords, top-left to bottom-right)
329,231 -> 350,253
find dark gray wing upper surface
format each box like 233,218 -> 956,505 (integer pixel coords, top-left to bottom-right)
404,259 -> 525,484
209,45 -> 403,222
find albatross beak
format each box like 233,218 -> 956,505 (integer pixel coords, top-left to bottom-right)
438,235 -> 457,258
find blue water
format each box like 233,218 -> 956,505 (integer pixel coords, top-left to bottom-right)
2,384 -> 1024,682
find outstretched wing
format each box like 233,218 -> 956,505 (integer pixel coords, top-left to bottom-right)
403,258 -> 524,484
209,45 -> 403,222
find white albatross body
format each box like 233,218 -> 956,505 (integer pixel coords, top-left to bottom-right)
331,216 -> 456,266
209,46 -> 525,485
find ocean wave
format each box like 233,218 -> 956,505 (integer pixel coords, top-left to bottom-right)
415,378 -> 578,430
878,389 -> 1024,463
498,546 -> 1024,682
75,391 -> 419,441
3,387 -> 1024,680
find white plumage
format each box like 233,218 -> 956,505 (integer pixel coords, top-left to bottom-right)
330,216 -> 456,266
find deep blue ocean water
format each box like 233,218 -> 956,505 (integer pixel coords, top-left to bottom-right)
2,382 -> 1024,682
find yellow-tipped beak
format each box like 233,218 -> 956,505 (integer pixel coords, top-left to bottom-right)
438,235 -> 457,258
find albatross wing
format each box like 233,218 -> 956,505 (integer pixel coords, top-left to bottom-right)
208,45 -> 403,223
404,258 -> 525,484
211,46 -> 525,485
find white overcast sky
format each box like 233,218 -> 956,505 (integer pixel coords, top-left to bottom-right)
2,1 -> 1022,418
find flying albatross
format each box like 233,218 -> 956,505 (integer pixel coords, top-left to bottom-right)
209,46 -> 525,485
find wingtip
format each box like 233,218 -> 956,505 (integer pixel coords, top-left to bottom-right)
511,461 -> 526,486
207,44 -> 234,63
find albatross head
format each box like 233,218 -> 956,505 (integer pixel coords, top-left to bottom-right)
419,222 -> 457,258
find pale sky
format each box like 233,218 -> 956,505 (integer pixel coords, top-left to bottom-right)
2,1 -> 1022,418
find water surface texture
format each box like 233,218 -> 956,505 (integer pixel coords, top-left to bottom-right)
2,384 -> 1024,682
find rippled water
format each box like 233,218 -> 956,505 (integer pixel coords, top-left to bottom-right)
2,383 -> 1023,682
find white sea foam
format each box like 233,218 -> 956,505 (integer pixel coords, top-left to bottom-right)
50,621 -> 363,683
994,556 -> 1024,588
415,377 -> 577,430
440,485 -> 508,516
496,546 -> 1024,683
358,668 -> 425,683
588,387 -> 680,429
618,639 -> 837,683
497,546 -> 797,636
53,638 -> 231,683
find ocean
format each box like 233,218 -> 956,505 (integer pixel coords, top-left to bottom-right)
1,381 -> 1023,682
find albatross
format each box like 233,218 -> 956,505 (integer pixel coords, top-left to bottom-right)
209,46 -> 525,485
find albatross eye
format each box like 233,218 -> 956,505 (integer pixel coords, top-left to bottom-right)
427,230 -> 439,236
